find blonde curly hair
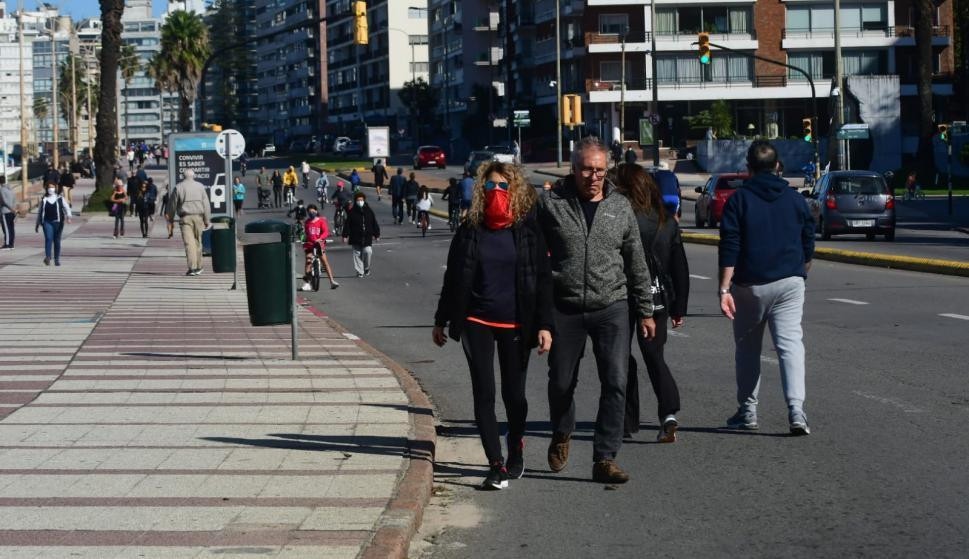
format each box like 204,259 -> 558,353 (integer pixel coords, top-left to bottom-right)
465,161 -> 537,227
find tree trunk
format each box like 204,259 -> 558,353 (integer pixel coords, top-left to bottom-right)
179,95 -> 192,132
914,0 -> 936,183
123,79 -> 129,150
95,0 -> 125,191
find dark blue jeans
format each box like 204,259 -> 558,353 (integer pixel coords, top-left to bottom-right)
41,220 -> 64,261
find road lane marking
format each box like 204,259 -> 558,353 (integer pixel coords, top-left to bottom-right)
343,333 -> 360,341
827,298 -> 869,305
852,390 -> 923,413
668,330 -> 689,338
760,355 -> 779,365
689,274 -> 711,280
939,313 -> 969,321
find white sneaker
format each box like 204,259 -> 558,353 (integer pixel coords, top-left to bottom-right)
427,224 -> 432,230
300,282 -> 313,291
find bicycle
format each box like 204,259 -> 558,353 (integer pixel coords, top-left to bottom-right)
285,188 -> 295,208
904,186 -> 925,201
333,204 -> 347,232
308,244 -> 324,291
418,210 -> 429,238
448,205 -> 460,232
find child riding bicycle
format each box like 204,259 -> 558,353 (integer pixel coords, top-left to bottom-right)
299,204 -> 340,291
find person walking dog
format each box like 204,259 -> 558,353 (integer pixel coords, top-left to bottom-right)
718,140 -> 815,436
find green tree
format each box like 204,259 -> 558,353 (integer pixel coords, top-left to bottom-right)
398,77 -> 440,144
119,43 -> 140,146
159,10 -> 211,132
58,54 -> 90,155
33,96 -> 48,122
94,0 -> 125,192
914,0 -> 937,182
684,99 -> 734,139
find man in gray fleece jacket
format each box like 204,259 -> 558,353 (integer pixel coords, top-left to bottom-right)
537,136 -> 655,484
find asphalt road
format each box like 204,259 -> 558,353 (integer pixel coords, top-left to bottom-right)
234,163 -> 969,558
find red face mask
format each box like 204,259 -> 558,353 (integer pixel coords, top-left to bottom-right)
484,188 -> 513,229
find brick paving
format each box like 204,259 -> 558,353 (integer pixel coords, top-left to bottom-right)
0,210 -> 432,558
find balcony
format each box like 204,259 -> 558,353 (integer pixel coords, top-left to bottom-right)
655,30 -> 757,52
473,11 -> 500,32
893,24 -> 951,47
587,74 -> 833,103
585,31 -> 651,53
474,47 -> 504,66
782,26 -> 907,49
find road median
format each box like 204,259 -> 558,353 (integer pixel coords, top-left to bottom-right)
682,232 -> 969,277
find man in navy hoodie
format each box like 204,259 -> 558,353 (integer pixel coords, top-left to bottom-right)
718,141 -> 815,436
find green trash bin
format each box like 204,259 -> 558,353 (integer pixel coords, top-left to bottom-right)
243,220 -> 292,326
211,216 -> 236,273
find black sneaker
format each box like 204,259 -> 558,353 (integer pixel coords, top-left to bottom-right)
506,437 -> 524,480
482,463 -> 509,490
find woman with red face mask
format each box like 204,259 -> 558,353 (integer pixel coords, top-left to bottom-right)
432,161 -> 554,491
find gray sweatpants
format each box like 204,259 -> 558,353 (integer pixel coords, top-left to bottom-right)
731,276 -> 806,413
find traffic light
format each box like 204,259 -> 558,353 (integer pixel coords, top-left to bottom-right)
697,32 -> 711,65
802,118 -> 813,142
354,1 -> 368,45
202,123 -> 223,132
938,124 -> 948,142
561,94 -> 582,126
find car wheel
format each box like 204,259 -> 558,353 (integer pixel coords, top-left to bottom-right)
821,219 -> 832,240
866,232 -> 876,241
414,163 -> 420,170
707,217 -> 717,229
694,210 -> 703,228
885,229 -> 895,242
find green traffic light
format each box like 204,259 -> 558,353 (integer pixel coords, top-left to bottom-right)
700,54 -> 710,64
804,134 -> 812,142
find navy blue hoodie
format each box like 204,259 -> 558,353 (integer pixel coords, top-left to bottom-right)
718,172 -> 815,285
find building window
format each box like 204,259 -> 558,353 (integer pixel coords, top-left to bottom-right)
408,7 -> 427,19
409,34 -> 428,46
788,4 -> 886,33
656,54 -> 751,84
655,7 -> 751,35
598,14 -> 628,36
410,61 -> 429,73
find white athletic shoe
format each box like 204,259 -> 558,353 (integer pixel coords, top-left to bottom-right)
300,282 -> 313,291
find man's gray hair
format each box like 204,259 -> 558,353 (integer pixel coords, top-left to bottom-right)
183,169 -> 195,180
570,136 -> 608,168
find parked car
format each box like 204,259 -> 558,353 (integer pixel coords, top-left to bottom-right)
332,136 -> 351,153
342,140 -> 364,156
414,145 -> 446,169
465,150 -> 496,177
804,170 -> 895,241
484,145 -> 515,164
259,144 -> 275,157
694,173 -> 748,228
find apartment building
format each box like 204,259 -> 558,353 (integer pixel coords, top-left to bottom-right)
582,0 -> 956,162
325,0 -> 430,145
18,4 -> 71,157
250,0 -> 328,149
200,0 -> 260,136
0,2 -> 33,160
75,17 -> 100,154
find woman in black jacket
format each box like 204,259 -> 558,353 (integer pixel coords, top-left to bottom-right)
612,164 -> 690,443
432,161 -> 553,491
341,191 -> 380,277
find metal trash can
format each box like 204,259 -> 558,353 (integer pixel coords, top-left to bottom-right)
243,220 -> 292,326
210,216 -> 236,273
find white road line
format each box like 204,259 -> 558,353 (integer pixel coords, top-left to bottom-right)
827,298 -> 869,305
689,274 -> 711,280
760,355 -> 779,365
343,333 -> 360,341
668,330 -> 689,338
939,313 -> 969,321
852,390 -> 923,413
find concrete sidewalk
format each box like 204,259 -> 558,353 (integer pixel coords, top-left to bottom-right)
0,214 -> 433,557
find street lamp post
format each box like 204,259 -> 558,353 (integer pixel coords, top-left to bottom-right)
49,16 -> 60,170
619,26 -> 626,144
555,0 -> 562,167
649,0 -> 660,166
17,0 -> 28,199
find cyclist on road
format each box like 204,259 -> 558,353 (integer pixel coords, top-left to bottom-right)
316,171 -> 330,205
283,166 -> 299,205
416,185 -> 434,230
301,161 -> 311,188
330,180 -> 353,225
300,204 -> 340,291
349,169 -> 362,193
372,159 -> 389,201
442,177 -> 462,228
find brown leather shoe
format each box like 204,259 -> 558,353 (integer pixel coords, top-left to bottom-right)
592,459 -> 630,484
547,432 -> 571,472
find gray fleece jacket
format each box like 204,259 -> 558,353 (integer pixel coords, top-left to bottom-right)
537,176 -> 654,318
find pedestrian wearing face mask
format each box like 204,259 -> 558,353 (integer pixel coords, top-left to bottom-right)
342,192 -> 379,277
109,179 -> 128,238
432,160 -> 554,490
35,182 -> 72,266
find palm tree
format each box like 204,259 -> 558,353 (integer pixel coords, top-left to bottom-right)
33,96 -> 48,122
119,43 -> 140,148
159,10 -> 210,131
147,53 -> 176,144
58,54 -> 88,157
94,0 -> 125,192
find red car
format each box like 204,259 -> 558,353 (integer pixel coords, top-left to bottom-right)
414,145 -> 446,169
694,173 -> 749,228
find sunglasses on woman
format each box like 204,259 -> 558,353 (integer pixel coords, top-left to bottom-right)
484,180 -> 510,191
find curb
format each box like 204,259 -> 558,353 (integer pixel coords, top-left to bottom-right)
681,232 -> 969,277
297,297 -> 436,559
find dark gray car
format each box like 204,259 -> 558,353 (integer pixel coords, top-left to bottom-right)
805,171 -> 895,241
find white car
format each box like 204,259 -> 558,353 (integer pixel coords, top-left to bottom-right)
332,136 -> 351,153
484,145 -> 515,164
261,144 -> 276,157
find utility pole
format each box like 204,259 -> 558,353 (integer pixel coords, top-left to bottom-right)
619,27 -> 626,144
87,74 -> 94,157
649,0 -> 659,166
50,15 -> 59,170
834,0 -> 846,170
70,53 -> 78,159
17,0 -> 28,199
555,0 -> 562,167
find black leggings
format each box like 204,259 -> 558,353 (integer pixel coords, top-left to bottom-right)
625,310 -> 680,433
460,320 -> 529,464
273,186 -> 282,207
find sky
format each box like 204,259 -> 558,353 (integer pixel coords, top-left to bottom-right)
23,0 -> 170,20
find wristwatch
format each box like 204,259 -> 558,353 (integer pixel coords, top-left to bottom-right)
718,288 -> 730,296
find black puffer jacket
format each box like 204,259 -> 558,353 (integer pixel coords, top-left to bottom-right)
434,215 -> 554,348
342,204 -> 380,246
633,211 -> 689,318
